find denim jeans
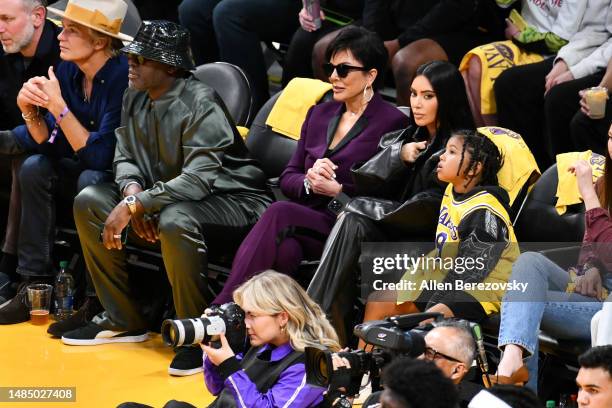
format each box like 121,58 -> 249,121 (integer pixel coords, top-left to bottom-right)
498,251 -> 603,391
16,154 -> 111,277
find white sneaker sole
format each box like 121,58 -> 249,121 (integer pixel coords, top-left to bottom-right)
168,366 -> 204,377
61,333 -> 149,346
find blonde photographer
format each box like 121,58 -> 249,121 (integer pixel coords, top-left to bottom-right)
203,271 -> 340,407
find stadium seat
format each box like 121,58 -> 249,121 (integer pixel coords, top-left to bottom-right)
514,163 -> 585,242
193,62 -> 253,127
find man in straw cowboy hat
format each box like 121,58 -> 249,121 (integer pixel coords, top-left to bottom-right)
62,20 -> 272,377
0,0 -> 129,324
0,0 -> 61,305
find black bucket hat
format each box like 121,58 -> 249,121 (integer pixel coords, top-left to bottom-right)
121,20 -> 195,71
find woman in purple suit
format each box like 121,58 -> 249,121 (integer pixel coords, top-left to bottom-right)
214,26 -> 408,304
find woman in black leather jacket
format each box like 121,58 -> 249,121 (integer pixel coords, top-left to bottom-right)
306,60 -> 474,345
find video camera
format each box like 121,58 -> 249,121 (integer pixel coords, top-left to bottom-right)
305,312 -> 442,396
161,302 -> 248,353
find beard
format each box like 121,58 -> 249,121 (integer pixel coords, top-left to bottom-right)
2,22 -> 35,54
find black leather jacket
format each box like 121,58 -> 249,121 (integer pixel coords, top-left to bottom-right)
329,125 -> 448,237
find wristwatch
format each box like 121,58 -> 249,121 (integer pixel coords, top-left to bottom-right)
124,195 -> 138,215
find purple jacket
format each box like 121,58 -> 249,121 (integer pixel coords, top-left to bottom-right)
279,93 -> 409,211
204,343 -> 324,407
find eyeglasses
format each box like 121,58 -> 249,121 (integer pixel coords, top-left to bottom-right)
322,62 -> 368,78
423,346 -> 462,363
127,53 -> 147,65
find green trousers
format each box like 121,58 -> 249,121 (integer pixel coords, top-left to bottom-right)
73,182 -> 271,331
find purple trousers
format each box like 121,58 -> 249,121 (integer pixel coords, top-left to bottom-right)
213,201 -> 335,304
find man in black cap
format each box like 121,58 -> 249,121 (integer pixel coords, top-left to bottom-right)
60,20 -> 272,377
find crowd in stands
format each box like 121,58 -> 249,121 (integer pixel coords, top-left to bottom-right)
0,0 -> 611,407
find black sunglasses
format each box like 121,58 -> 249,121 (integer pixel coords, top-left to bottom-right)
424,346 -> 462,363
322,62 -> 368,78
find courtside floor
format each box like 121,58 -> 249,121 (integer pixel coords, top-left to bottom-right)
0,321 -> 215,408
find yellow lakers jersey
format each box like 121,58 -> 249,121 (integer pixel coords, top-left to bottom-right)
398,184 -> 519,315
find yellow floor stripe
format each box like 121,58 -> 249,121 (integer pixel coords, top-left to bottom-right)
0,321 -> 215,408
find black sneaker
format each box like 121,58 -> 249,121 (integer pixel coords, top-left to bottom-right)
168,346 -> 204,376
47,297 -> 104,338
61,322 -> 149,346
0,282 -> 29,324
0,272 -> 16,304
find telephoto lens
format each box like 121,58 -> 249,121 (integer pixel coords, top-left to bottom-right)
161,315 -> 226,347
161,302 -> 247,351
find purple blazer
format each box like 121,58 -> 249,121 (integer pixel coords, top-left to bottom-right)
279,93 -> 409,211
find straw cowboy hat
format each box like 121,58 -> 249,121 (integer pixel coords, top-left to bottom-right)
47,0 -> 133,42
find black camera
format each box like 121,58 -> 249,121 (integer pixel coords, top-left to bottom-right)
305,312 -> 440,396
161,302 -> 248,353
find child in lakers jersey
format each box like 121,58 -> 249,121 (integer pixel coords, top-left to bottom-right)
361,129 -> 519,331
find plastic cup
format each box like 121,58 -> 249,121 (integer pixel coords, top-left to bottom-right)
26,284 -> 53,325
585,86 -> 608,119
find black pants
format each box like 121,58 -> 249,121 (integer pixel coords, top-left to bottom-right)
214,0 -> 301,112
282,23 -> 341,87
568,100 -> 612,156
495,58 -> 555,167
495,58 -> 605,168
178,0 -> 222,65
307,212 -> 387,345
17,154 -> 111,277
545,70 -> 606,159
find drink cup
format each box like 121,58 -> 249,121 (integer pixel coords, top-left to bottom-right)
26,284 -> 53,325
585,86 -> 608,119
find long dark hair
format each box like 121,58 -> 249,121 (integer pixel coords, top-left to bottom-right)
599,152 -> 612,211
412,61 -> 474,140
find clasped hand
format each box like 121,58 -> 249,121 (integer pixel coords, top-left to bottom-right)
306,158 -> 342,197
17,66 -> 65,116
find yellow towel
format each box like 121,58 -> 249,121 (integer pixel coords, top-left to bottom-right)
478,126 -> 541,206
459,41 -> 543,115
555,151 -> 605,215
236,126 -> 249,140
265,78 -> 333,140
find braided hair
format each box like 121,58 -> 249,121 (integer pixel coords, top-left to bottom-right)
454,129 -> 504,188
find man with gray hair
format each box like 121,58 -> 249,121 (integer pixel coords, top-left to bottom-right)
422,321 -> 477,384
363,321 -> 482,408
0,0 -> 61,304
